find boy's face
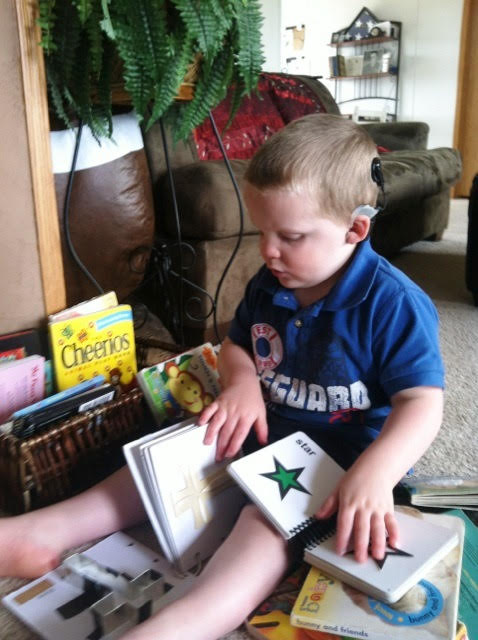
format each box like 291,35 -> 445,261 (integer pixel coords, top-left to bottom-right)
244,184 -> 358,302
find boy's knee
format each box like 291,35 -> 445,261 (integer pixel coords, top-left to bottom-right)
237,504 -> 285,542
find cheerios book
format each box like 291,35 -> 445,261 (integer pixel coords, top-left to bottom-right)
49,303 -> 137,391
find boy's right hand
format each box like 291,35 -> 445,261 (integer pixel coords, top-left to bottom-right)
199,377 -> 268,461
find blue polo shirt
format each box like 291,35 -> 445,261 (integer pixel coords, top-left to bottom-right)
228,240 -> 444,455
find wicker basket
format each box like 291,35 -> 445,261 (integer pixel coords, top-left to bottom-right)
0,388 -> 148,514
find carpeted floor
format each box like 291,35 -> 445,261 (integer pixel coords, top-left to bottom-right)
1,199 -> 476,640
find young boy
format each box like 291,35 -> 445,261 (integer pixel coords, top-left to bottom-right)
0,114 -> 444,640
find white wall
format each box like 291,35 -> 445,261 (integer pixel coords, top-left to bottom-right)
260,0 -> 464,149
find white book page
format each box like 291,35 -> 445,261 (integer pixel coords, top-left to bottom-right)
141,423 -> 245,573
227,431 -> 344,538
123,418 -> 198,563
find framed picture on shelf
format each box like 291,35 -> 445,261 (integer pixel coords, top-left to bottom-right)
363,50 -> 382,74
344,55 -> 364,77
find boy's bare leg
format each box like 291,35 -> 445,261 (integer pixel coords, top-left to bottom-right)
122,504 -> 291,640
0,466 -> 146,578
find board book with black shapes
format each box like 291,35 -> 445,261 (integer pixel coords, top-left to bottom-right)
227,431 -> 460,603
123,419 -> 246,574
48,304 -> 137,392
2,531 -> 196,640
291,510 -> 465,640
136,342 -> 220,426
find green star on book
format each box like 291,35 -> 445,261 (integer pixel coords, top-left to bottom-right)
261,457 -> 311,500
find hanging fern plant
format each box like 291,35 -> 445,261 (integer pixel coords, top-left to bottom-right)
37,0 -> 265,141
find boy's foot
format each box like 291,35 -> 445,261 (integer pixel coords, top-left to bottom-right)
0,515 -> 61,578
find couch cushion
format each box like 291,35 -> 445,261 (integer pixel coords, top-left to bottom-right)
157,159 -> 255,239
381,148 -> 462,201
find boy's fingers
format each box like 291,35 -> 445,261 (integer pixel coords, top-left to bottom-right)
215,416 -> 240,460
370,512 -> 386,560
199,401 -> 219,427
353,512 -> 371,563
316,493 -> 337,520
253,414 -> 269,445
203,406 -> 226,444
385,511 -> 399,547
224,416 -> 254,458
335,505 -> 353,555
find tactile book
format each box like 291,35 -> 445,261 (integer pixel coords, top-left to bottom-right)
291,510 -> 464,640
227,432 -> 459,603
123,419 -> 246,573
2,531 -> 196,640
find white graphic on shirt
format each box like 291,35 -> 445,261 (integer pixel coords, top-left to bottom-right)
251,323 -> 284,372
260,369 -> 371,413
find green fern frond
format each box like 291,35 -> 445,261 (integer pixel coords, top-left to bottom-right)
171,0 -> 227,59
234,0 -> 264,93
174,43 -> 234,142
73,0 -> 94,24
38,0 -> 57,53
146,33 -> 194,129
100,0 -> 115,39
95,36 -> 115,136
110,0 -> 170,119
85,3 -> 104,77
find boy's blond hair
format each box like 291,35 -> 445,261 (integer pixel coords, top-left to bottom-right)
244,113 -> 379,223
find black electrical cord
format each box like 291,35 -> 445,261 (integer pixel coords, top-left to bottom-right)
63,120 -> 104,295
158,118 -> 186,347
207,109 -> 245,344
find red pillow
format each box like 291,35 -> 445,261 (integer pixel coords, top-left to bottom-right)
194,78 -> 285,161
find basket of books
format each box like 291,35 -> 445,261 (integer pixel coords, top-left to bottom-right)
0,388 -> 147,514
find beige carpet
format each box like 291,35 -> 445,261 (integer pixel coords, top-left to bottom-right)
1,199 -> 476,640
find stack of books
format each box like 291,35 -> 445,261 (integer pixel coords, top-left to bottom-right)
235,433 -> 475,640
0,292 -> 137,439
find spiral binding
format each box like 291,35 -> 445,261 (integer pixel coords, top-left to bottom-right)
289,515 -> 337,551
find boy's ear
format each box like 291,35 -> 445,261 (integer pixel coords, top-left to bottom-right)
346,215 -> 371,244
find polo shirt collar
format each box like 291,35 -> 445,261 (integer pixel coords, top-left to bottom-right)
323,240 -> 380,311
259,240 -> 380,313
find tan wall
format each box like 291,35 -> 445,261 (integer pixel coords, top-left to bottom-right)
0,1 -> 65,333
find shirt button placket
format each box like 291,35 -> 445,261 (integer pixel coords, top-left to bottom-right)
294,319 -> 303,328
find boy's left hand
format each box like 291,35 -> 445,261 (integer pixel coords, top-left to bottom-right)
315,465 -> 398,563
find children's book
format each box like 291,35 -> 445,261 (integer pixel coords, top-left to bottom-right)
291,510 -> 464,640
0,354 -> 45,423
245,563 -> 353,640
49,304 -> 137,392
402,476 -> 478,510
48,291 -> 118,322
123,419 -> 246,574
136,343 -> 220,426
2,531 -> 196,640
445,509 -> 478,639
227,432 -> 460,603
